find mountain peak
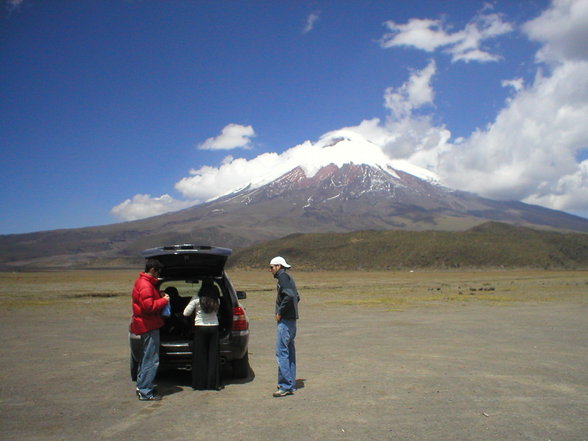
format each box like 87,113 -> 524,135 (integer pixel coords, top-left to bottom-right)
311,131 -> 440,184
235,162 -> 446,212
217,130 -> 440,203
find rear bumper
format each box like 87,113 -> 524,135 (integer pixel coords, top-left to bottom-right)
130,331 -> 249,368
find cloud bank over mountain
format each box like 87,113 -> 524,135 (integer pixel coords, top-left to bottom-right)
111,0 -> 588,222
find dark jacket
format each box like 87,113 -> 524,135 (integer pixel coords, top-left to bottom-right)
274,269 -> 300,320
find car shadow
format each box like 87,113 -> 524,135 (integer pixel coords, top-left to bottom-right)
156,365 -> 255,396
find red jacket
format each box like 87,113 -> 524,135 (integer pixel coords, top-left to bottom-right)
130,272 -> 168,335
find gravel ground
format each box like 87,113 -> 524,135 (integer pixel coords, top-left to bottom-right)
1,296 -> 587,441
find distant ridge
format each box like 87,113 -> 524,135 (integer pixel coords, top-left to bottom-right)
227,222 -> 588,270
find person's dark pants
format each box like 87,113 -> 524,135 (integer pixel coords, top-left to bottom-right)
192,325 -> 220,390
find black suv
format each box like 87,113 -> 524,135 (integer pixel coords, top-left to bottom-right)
130,245 -> 250,379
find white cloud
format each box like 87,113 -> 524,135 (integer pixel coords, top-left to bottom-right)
380,18 -> 460,52
303,11 -> 320,34
440,60 -> 588,214
524,159 -> 588,212
374,0 -> 588,218
377,61 -> 452,166
501,77 -> 524,92
380,8 -> 513,63
110,194 -> 194,221
198,123 -> 255,150
175,152 -> 284,201
384,60 -> 436,120
524,0 -> 588,64
430,0 -> 588,218
6,0 -> 24,8
5,0 -> 24,13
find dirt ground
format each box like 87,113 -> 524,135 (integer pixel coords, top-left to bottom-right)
1,270 -> 587,441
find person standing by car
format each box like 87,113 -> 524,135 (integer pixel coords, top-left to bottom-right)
183,280 -> 222,390
130,258 -> 170,401
270,256 -> 300,397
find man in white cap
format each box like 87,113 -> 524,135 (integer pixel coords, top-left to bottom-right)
269,256 -> 300,397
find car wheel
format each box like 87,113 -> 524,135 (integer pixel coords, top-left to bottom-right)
231,351 -> 249,379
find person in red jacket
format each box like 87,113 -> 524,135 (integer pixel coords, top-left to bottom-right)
130,258 -> 170,401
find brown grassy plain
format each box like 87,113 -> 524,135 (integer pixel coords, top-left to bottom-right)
2,268 -> 586,310
1,269 -> 587,441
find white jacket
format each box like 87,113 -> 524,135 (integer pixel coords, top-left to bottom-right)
183,297 -> 219,326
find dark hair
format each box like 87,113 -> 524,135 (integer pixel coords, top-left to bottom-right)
145,258 -> 163,273
163,286 -> 178,298
200,295 -> 219,314
199,280 -> 220,314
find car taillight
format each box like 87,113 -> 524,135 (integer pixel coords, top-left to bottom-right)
232,306 -> 249,331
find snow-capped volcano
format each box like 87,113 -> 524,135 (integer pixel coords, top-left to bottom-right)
210,130 -> 440,202
3,152 -> 588,269
202,158 -> 588,242
291,130 -> 440,184
237,162 -> 446,210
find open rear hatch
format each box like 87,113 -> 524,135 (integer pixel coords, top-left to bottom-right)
141,244 -> 232,278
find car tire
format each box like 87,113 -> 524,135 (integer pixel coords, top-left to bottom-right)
231,351 -> 250,379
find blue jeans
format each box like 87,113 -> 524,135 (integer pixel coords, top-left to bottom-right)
136,329 -> 160,397
276,319 -> 297,391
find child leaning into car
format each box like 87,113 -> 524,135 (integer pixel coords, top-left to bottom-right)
130,258 -> 170,401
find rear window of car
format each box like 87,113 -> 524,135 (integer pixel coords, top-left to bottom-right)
160,280 -> 224,299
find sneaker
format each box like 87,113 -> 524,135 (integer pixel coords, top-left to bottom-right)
136,387 -> 158,397
137,393 -> 162,401
272,389 -> 293,397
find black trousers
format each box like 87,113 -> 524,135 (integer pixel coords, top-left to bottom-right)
192,325 -> 220,390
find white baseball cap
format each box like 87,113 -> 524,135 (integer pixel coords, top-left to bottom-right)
270,256 -> 291,268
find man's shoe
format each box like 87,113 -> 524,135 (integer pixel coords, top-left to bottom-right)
137,393 -> 162,401
272,389 -> 293,397
136,387 -> 159,397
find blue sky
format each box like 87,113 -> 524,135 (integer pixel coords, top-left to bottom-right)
2,0 -> 588,234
